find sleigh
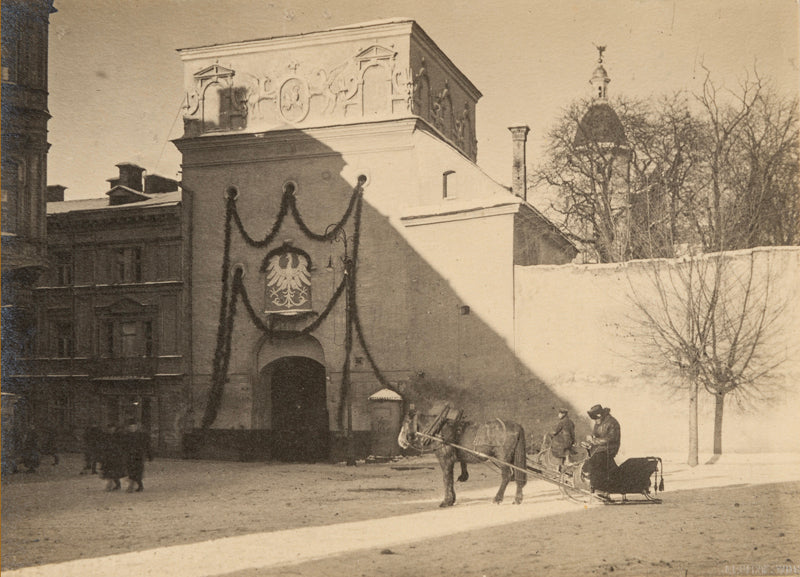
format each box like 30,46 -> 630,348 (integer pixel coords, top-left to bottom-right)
527,435 -> 664,504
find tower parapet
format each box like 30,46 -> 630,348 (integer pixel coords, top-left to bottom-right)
177,19 -> 482,161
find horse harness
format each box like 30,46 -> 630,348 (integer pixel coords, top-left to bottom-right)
412,405 -> 466,453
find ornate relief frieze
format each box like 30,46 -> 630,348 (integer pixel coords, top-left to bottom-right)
411,59 -> 477,160
184,44 -> 413,136
181,43 -> 476,161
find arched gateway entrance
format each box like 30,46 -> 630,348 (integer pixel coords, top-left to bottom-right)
255,336 -> 329,462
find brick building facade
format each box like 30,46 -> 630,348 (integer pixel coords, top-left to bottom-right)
20,165 -> 188,455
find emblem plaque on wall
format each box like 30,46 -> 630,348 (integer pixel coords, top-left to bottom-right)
278,77 -> 310,123
262,245 -> 313,314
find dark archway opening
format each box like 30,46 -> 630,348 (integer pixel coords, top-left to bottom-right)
264,356 -> 329,462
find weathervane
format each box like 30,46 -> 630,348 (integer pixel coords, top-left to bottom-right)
595,45 -> 606,64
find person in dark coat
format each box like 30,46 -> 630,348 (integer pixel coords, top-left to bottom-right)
18,425 -> 41,473
100,425 -> 125,491
548,408 -> 575,469
81,426 -> 104,475
37,427 -> 60,466
583,404 -> 621,496
123,420 -> 152,492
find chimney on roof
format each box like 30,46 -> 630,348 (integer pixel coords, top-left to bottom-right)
115,163 -> 145,191
508,125 -> 530,201
46,185 -> 67,202
144,174 -> 180,194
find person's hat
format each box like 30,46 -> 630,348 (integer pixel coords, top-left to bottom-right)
587,404 -> 609,419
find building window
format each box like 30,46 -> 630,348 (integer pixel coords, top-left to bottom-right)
1,161 -> 19,233
100,319 -> 156,358
54,251 -> 73,285
49,390 -> 73,431
443,170 -> 456,199
121,321 -> 137,357
103,320 -> 115,357
105,395 -> 153,431
1,23 -> 18,83
113,247 -> 142,283
144,321 -> 154,357
51,319 -> 74,358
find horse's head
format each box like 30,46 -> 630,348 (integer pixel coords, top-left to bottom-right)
397,407 -> 419,450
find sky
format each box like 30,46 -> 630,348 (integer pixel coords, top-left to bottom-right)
47,0 -> 800,200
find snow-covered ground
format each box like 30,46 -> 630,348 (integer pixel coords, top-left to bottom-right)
4,453 -> 798,577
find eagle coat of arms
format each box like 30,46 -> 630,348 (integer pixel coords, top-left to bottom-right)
262,247 -> 312,314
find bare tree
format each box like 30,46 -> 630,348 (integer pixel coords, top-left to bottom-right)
689,68 -> 800,252
628,250 -> 789,464
535,70 -> 799,263
536,96 -> 706,262
626,94 -> 706,259
536,98 -> 637,263
727,85 -> 800,248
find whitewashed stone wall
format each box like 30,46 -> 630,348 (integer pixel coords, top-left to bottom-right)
515,247 -> 800,455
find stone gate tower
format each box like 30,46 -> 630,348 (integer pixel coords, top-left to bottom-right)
175,19 -> 575,461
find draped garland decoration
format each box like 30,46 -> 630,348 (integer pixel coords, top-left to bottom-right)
200,178 -> 395,430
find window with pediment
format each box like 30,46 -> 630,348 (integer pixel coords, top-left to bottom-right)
49,316 -> 74,358
96,299 -> 157,358
99,319 -> 155,358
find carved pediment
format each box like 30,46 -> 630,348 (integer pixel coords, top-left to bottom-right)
193,63 -> 236,80
97,297 -> 153,315
355,45 -> 397,63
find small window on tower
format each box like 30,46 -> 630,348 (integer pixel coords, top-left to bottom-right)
443,170 -> 456,199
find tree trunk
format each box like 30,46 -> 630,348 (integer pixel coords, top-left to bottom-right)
713,392 -> 725,455
688,378 -> 699,467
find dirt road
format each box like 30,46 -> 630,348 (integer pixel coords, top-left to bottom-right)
2,453 -> 798,576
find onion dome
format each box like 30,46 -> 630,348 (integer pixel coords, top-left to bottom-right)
573,102 -> 627,148
573,46 -> 627,148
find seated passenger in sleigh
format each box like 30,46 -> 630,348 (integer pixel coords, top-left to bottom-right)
580,404 -> 664,502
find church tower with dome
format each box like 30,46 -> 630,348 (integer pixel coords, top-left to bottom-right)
572,46 -> 632,262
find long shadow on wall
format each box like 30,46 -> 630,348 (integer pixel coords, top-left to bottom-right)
179,127 -> 585,461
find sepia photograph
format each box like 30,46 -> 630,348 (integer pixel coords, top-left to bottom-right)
2,1 -> 799,575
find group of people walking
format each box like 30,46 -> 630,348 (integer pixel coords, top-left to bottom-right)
84,420 -> 152,492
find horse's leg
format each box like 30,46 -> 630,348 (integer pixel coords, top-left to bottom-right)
494,465 -> 512,504
514,475 -> 525,504
457,460 -> 469,483
513,429 -> 527,504
437,449 -> 457,507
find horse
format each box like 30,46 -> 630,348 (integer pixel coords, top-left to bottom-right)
397,406 -> 527,507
